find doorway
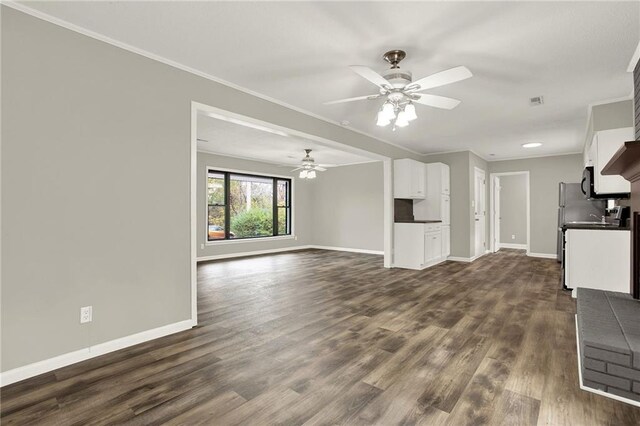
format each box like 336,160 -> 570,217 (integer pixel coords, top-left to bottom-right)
474,167 -> 487,258
489,171 -> 530,254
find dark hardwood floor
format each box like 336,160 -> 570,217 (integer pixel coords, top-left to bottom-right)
2,249 -> 640,425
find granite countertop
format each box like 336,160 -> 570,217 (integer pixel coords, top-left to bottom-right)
563,223 -> 630,231
395,219 -> 443,224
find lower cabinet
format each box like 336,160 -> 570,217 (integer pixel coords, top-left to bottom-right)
424,231 -> 442,265
442,225 -> 451,258
394,222 -> 447,270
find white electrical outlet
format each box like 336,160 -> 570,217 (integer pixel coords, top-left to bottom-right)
200,243 -> 204,249
511,235 -> 516,240
80,306 -> 92,324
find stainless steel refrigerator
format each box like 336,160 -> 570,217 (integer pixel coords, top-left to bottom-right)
557,183 -> 606,287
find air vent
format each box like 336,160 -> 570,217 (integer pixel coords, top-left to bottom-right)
529,96 -> 544,106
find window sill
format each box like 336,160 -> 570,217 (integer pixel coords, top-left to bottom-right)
205,235 -> 297,246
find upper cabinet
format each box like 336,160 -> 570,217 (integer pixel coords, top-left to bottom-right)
413,162 -> 451,225
590,128 -> 633,195
426,163 -> 450,195
394,159 -> 426,199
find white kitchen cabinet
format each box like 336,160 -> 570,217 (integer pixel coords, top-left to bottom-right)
394,159 -> 426,199
565,229 -> 630,297
426,163 -> 450,195
591,128 -> 632,195
393,222 -> 444,270
442,225 -> 451,258
414,188 -> 450,225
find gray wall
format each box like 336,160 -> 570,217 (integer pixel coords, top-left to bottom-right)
489,154 -> 584,255
499,174 -> 528,245
422,152 -> 471,258
1,8 -> 418,372
310,162 -> 384,252
197,152 -> 313,258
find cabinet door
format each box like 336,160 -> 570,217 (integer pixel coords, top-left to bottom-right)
441,195 -> 450,225
431,232 -> 442,260
442,227 -> 451,257
412,161 -> 426,198
442,164 -> 450,194
424,233 -> 433,264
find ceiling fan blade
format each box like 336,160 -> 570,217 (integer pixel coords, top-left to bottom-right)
324,94 -> 381,105
412,94 -> 461,110
349,65 -> 391,89
290,167 -> 304,172
316,164 -> 338,168
406,66 -> 472,92
314,166 -> 327,172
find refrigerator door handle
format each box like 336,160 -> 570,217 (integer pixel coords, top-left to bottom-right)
580,177 -> 587,196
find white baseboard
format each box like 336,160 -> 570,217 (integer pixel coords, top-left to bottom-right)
0,319 -> 194,387
527,252 -> 557,259
499,243 -> 527,250
575,315 -> 640,407
308,245 -> 384,255
197,245 -> 384,263
448,251 -> 488,263
197,245 -> 311,262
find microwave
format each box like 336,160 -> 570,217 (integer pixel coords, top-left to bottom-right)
581,166 -> 630,200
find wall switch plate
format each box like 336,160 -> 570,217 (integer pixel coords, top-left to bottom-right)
511,235 -> 516,240
80,306 -> 92,324
200,244 -> 204,249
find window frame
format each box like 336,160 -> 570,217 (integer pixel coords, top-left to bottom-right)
205,166 -> 294,244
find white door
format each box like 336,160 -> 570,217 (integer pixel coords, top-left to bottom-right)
493,177 -> 501,252
474,168 -> 486,257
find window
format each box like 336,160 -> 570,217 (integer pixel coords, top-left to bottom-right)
207,169 -> 292,241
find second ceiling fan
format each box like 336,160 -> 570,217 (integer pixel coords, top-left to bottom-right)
325,50 -> 472,129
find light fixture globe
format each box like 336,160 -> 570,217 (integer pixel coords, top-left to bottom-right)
299,170 -> 308,179
404,103 -> 417,121
307,170 -> 317,179
376,110 -> 391,126
395,110 -> 409,127
381,102 -> 396,121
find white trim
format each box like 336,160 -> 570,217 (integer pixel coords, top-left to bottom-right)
2,1 -> 422,158
489,171 -> 531,256
487,151 -> 583,163
197,245 -> 311,262
447,251 -> 488,263
527,252 -> 557,259
498,243 -> 527,250
309,245 -> 384,255
627,40 -> 640,72
0,319 -> 194,387
190,104 -> 198,326
197,244 -> 384,263
383,159 -> 393,268
206,235 -> 296,246
197,150 -> 377,169
575,315 -> 640,408
207,165 -> 292,180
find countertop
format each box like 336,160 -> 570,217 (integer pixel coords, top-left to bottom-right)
563,223 -> 630,231
395,219 -> 442,224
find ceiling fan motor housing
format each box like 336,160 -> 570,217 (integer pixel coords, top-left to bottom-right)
383,68 -> 412,89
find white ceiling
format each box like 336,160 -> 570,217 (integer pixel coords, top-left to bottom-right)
197,112 -> 376,167
20,1 -> 640,160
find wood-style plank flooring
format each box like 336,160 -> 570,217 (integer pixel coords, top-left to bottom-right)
3,249 -> 640,425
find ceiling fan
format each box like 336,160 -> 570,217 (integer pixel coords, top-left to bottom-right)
324,50 -> 472,129
291,149 -> 331,179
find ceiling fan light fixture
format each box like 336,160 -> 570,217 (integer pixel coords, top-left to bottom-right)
376,110 -> 391,126
395,111 -> 409,127
299,170 -> 308,179
404,103 -> 417,121
307,170 -> 317,179
381,102 -> 396,121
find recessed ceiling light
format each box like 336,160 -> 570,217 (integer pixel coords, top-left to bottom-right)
522,142 -> 542,148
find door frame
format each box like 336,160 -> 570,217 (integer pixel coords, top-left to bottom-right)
190,101 -> 393,325
473,167 -> 487,258
489,171 -> 531,255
